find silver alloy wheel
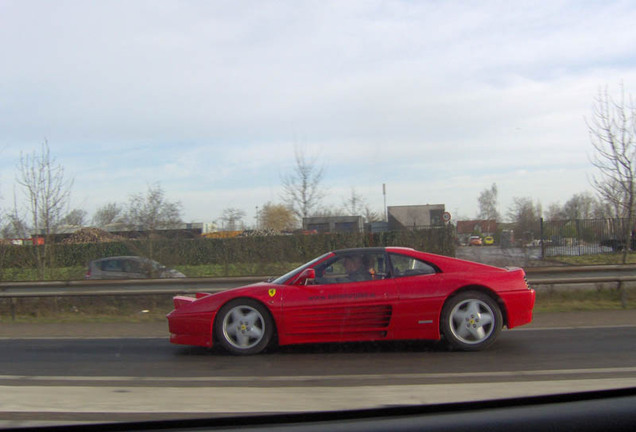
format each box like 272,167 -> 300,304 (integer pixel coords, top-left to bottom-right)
221,305 -> 266,349
448,298 -> 495,345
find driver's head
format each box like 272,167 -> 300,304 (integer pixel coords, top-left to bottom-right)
343,255 -> 363,273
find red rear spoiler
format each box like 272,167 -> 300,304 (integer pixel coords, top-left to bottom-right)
173,296 -> 195,309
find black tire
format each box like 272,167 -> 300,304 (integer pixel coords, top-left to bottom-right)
440,291 -> 502,351
214,298 -> 274,355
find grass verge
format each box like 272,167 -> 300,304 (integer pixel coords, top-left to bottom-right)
1,288 -> 632,324
551,252 -> 636,265
534,287 -> 634,312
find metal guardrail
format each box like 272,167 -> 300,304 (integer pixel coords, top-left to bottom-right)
0,265 -> 635,298
525,264 -> 636,286
525,264 -> 636,274
0,277 -> 266,298
529,275 -> 636,285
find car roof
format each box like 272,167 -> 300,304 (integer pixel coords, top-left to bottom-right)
332,247 -> 386,255
92,256 -> 147,262
332,247 -> 416,255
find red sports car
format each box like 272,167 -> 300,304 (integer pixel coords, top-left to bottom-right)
167,247 -> 535,355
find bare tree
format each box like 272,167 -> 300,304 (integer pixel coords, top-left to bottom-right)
15,141 -> 73,278
477,183 -> 499,221
92,202 -> 125,228
588,85 -> 636,262
591,199 -> 614,219
546,193 -> 598,221
363,205 -> 383,223
342,188 -> 383,223
562,193 -> 596,220
507,197 -> 541,243
60,209 -> 87,227
544,202 -> 565,221
1,213 -> 29,239
342,188 -> 366,217
311,206 -> 343,218
123,184 -> 182,259
2,191 -> 30,239
220,207 -> 246,231
126,183 -> 182,231
281,147 -> 325,221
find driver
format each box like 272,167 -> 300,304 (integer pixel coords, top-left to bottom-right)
342,255 -> 372,282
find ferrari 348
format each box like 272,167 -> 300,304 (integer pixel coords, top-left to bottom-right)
167,247 -> 535,354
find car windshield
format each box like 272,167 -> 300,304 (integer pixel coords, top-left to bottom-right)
1,1 -> 635,430
270,253 -> 331,285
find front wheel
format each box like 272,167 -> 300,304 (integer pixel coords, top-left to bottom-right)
441,291 -> 502,351
214,299 -> 274,355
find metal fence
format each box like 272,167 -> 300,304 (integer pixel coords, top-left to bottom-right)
537,218 -> 633,257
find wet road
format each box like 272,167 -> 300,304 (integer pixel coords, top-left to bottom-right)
1,324 -> 635,427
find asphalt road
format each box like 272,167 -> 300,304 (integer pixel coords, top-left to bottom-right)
1,315 -> 636,428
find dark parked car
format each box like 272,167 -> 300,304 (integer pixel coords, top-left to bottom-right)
85,256 -> 185,279
600,231 -> 636,251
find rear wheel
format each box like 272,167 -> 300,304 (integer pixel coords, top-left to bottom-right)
441,291 -> 502,351
214,299 -> 274,355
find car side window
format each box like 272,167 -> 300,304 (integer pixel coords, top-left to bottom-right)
314,252 -> 388,284
124,259 -> 143,274
389,253 -> 437,277
101,259 -> 123,272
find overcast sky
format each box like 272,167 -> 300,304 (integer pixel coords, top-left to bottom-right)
2,0 -> 636,227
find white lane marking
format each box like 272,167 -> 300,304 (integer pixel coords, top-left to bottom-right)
1,367 -> 636,383
1,378 -> 635,413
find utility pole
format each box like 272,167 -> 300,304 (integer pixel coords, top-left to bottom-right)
383,183 -> 387,222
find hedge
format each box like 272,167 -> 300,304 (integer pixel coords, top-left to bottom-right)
0,227 -> 455,270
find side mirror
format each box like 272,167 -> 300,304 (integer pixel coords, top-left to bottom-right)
295,268 -> 316,285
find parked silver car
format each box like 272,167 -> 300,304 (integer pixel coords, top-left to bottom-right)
85,256 -> 185,279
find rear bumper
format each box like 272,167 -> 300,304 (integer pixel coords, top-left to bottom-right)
170,332 -> 213,348
167,309 -> 215,348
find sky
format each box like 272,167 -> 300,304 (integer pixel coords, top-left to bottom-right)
1,0 -> 636,227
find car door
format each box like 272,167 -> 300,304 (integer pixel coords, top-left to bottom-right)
280,251 -> 398,344
99,258 -> 128,279
122,258 -> 152,278
388,252 -> 446,340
